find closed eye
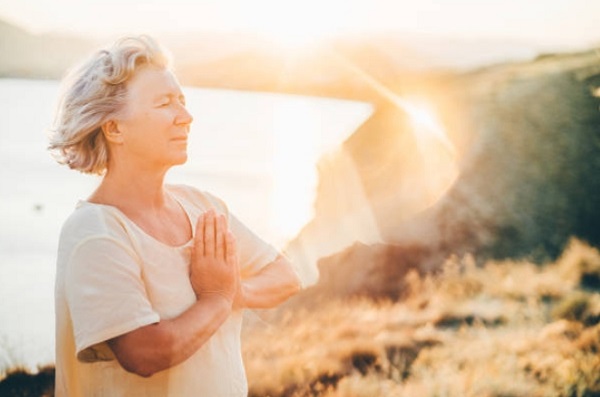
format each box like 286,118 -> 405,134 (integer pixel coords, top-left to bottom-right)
156,94 -> 186,107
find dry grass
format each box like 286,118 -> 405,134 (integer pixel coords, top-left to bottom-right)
1,239 -> 598,396
242,238 -> 600,397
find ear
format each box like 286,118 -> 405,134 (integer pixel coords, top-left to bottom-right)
101,120 -> 124,144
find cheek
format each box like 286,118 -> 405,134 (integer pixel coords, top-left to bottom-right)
125,111 -> 161,133
143,109 -> 175,126
120,107 -> 174,139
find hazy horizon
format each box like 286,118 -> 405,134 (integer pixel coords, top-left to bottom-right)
1,0 -> 599,53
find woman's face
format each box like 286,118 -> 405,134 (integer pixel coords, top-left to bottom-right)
114,65 -> 193,171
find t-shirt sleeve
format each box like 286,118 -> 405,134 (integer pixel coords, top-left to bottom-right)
228,211 -> 280,278
65,236 -> 160,362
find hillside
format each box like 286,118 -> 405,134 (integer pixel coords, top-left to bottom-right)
282,47 -> 600,301
0,20 -> 93,78
243,239 -> 600,397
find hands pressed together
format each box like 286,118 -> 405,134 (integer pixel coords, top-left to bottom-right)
190,210 -> 243,309
106,209 -> 298,378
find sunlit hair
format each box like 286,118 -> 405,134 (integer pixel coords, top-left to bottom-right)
48,35 -> 172,174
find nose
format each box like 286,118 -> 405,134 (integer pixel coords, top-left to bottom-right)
176,105 -> 193,126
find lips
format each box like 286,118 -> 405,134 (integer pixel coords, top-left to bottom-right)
171,136 -> 188,143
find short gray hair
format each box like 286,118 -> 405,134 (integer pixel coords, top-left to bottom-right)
48,35 -> 171,174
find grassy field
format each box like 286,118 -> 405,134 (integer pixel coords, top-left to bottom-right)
242,238 -> 600,397
0,238 -> 598,396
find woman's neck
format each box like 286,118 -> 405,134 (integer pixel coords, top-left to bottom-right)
88,164 -> 193,246
89,164 -> 170,212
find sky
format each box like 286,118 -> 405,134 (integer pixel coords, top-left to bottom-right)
1,0 -> 600,50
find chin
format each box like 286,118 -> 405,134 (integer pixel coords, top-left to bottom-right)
175,153 -> 188,165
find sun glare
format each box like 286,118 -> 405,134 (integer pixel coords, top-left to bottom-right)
268,30 -> 323,51
271,100 -> 320,245
244,1 -> 348,52
398,97 -> 459,208
398,97 -> 455,157
328,50 -> 459,212
262,22 -> 336,51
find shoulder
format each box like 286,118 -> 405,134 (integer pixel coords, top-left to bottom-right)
59,201 -> 130,245
56,201 -> 140,270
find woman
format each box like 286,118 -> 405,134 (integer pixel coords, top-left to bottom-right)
49,35 -> 301,397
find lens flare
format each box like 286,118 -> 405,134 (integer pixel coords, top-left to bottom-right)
329,50 -> 458,210
284,50 -> 459,287
399,97 -> 459,208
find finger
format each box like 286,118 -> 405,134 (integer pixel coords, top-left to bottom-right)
225,231 -> 237,267
204,210 -> 215,257
195,212 -> 205,257
215,214 -> 226,261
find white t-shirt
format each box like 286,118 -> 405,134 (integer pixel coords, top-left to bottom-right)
54,185 -> 278,397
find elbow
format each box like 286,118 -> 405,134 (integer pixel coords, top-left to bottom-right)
282,262 -> 302,299
120,360 -> 157,378
288,272 -> 302,296
115,346 -> 170,378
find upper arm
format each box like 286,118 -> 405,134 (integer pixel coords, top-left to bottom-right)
65,236 -> 160,362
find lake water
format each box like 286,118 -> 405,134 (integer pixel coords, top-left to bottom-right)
0,78 -> 373,373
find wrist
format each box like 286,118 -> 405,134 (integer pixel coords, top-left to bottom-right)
196,291 -> 234,310
233,283 -> 246,310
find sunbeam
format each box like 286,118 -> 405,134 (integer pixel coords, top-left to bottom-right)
283,50 -> 460,286
328,50 -> 459,210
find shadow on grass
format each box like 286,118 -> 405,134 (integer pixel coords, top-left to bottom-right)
0,366 -> 54,397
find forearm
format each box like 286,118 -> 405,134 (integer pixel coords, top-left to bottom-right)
108,294 -> 232,377
241,256 -> 301,309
